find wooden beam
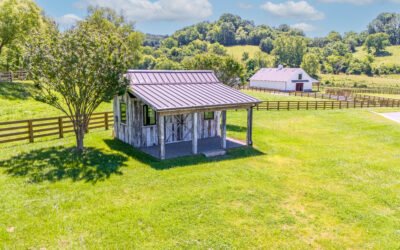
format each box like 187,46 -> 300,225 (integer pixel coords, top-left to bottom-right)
192,112 -> 198,155
221,110 -> 227,149
158,104 -> 255,116
247,107 -> 253,146
158,115 -> 165,160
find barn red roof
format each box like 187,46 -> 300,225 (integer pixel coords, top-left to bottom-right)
126,70 -> 260,112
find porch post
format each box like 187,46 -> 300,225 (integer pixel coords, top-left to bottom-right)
246,107 -> 253,146
221,110 -> 227,149
158,114 -> 165,160
192,112 -> 198,155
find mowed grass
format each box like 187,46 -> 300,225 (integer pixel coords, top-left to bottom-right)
225,45 -> 264,61
320,74 -> 400,88
0,81 -> 112,121
354,45 -> 400,67
1,106 -> 400,248
241,90 -> 326,101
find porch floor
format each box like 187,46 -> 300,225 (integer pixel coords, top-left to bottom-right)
139,136 -> 246,159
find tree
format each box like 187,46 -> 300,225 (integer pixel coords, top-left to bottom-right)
0,0 -> 41,56
301,53 -> 320,77
364,33 -> 390,55
272,36 -> 307,67
183,54 -> 244,86
259,38 -> 274,54
368,13 -> 400,45
28,8 -> 143,152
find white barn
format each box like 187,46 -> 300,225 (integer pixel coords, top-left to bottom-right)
249,66 -> 319,92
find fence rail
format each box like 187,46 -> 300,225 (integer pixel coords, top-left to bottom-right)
0,71 -> 29,82
0,112 -> 113,144
324,87 -> 400,95
255,100 -> 400,111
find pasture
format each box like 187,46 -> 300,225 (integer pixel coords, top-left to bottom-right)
354,45 -> 400,67
1,83 -> 400,248
225,45 -> 264,61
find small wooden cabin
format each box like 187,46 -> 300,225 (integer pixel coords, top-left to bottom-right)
113,70 -> 260,159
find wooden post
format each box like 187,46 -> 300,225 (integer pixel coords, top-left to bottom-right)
28,120 -> 33,143
105,112 -> 109,130
221,110 -> 227,149
192,112 -> 198,155
58,117 -> 64,138
158,115 -> 165,160
246,107 -> 253,146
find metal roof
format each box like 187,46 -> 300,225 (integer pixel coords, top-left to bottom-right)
250,68 -> 301,82
250,68 -> 319,83
126,70 -> 260,112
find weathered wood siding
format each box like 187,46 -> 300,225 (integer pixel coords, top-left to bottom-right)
114,93 -> 220,148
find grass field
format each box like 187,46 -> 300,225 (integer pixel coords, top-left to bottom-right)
1,83 -> 400,248
320,74 -> 400,88
225,45 -> 263,61
0,81 -> 112,121
354,45 -> 400,67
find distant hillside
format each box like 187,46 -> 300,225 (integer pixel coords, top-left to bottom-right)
225,45 -> 262,61
143,33 -> 168,47
354,45 -> 400,67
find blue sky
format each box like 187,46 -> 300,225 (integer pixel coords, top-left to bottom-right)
35,0 -> 400,37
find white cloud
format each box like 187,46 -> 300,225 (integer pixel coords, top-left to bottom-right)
57,14 -> 82,27
238,2 -> 254,9
319,0 -> 400,4
291,22 -> 316,32
77,0 -> 213,22
261,1 -> 325,21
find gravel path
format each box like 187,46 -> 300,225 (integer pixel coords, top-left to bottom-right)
378,112 -> 400,124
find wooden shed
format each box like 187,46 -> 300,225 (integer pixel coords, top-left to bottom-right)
113,70 -> 261,159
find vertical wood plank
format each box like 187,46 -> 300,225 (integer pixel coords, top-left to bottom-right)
58,117 -> 64,138
192,112 -> 198,155
247,107 -> 253,146
158,115 -> 165,160
28,120 -> 34,143
221,110 -> 227,149
105,112 -> 109,130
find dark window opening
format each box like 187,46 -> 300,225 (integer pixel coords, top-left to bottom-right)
143,105 -> 156,126
204,112 -> 214,120
298,74 -> 303,80
120,102 -> 127,124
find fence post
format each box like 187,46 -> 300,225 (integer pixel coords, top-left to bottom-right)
266,102 -> 269,110
297,102 -> 300,110
287,101 -> 290,111
306,102 -> 309,110
28,120 -> 34,143
105,112 -> 109,130
58,117 -> 64,138
277,101 -> 280,111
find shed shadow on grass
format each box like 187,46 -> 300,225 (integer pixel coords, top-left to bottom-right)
104,138 -> 265,171
0,146 -> 127,184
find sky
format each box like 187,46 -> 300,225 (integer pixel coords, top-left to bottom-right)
35,0 -> 400,38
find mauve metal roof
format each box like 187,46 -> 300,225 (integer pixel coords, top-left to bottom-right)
250,68 -> 301,82
126,70 -> 260,111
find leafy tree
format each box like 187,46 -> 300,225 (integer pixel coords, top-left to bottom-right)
368,13 -> 400,45
183,54 -> 244,86
327,31 -> 342,42
154,56 -> 182,70
272,36 -> 307,67
242,52 -> 249,62
28,8 -> 142,152
364,33 -> 390,55
301,53 -> 320,77
208,42 -> 226,55
161,37 -> 178,49
259,38 -> 274,54
0,0 -> 41,56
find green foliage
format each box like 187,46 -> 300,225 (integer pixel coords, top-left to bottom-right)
272,36 -> 307,67
259,37 -> 274,54
301,53 -> 320,77
364,33 -> 390,55
183,53 -> 244,86
368,13 -> 400,45
27,7 -> 142,151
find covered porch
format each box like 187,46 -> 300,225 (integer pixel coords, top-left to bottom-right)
155,107 -> 254,160
140,136 -> 246,159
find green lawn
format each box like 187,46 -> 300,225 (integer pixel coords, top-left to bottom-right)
320,74 -> 400,88
1,106 -> 400,248
1,80 -> 400,248
354,45 -> 400,67
367,93 -> 400,99
0,81 -> 112,121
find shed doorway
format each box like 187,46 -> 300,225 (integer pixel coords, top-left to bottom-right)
296,83 -> 304,91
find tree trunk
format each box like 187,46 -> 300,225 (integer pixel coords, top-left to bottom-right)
74,118 -> 86,153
